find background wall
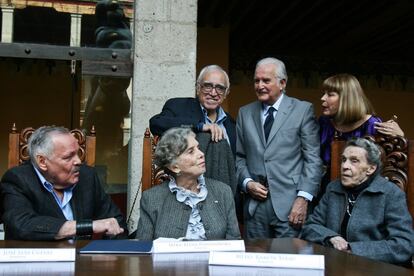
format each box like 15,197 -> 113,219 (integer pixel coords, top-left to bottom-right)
228,71 -> 414,138
197,26 -> 229,110
197,27 -> 414,139
0,59 -> 77,175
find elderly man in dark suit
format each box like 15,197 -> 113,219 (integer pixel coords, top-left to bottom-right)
149,65 -> 236,155
1,126 -> 126,240
236,57 -> 322,239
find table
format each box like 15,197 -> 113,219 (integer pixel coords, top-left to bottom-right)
0,238 -> 412,275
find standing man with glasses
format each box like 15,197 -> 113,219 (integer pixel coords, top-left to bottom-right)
150,65 -> 236,154
236,57 -> 322,239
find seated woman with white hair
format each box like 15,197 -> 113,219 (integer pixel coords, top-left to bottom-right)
136,127 -> 240,240
301,138 -> 414,266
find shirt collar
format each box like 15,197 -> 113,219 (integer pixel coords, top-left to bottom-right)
168,175 -> 208,203
200,104 -> 227,124
32,164 -> 75,193
262,93 -> 284,113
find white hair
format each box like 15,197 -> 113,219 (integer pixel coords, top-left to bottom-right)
196,65 -> 230,96
256,57 -> 288,83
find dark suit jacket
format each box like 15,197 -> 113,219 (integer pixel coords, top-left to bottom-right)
149,97 -> 236,154
0,162 -> 126,240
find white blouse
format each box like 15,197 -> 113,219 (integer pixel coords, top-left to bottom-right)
168,175 -> 208,240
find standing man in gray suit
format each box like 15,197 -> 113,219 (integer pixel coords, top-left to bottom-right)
236,57 -> 322,238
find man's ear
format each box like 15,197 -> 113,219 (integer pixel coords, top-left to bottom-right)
36,155 -> 47,171
366,164 -> 377,176
195,84 -> 201,97
279,79 -> 287,90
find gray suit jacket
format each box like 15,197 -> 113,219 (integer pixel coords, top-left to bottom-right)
236,95 -> 322,221
136,177 -> 240,240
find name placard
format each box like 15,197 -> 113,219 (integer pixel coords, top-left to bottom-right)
0,248 -> 76,262
152,253 -> 209,270
153,252 -> 209,263
209,265 -> 324,276
152,240 -> 245,254
0,261 -> 75,274
209,251 -> 325,269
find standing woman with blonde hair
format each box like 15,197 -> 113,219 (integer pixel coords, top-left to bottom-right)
317,73 -> 403,201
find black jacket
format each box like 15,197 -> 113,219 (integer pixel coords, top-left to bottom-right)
149,97 -> 236,154
1,162 -> 126,240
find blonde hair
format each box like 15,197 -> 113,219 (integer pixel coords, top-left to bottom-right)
322,74 -> 375,125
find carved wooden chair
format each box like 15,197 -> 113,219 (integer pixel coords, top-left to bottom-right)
8,123 -> 96,169
330,134 -> 414,221
141,128 -> 167,192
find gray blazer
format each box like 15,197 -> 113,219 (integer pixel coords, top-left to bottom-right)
136,177 -> 240,240
301,175 -> 414,264
236,95 -> 322,220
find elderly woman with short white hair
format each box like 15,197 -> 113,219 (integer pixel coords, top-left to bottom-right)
136,127 -> 240,240
301,138 -> 414,266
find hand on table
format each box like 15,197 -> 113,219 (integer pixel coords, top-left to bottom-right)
93,218 -> 124,236
329,236 -> 350,252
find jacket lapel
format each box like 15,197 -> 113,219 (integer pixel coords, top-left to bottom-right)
267,95 -> 292,144
251,101 -> 266,146
194,98 -> 205,121
29,164 -> 67,220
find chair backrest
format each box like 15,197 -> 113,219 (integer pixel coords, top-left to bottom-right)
141,128 -> 167,192
8,123 -> 96,169
330,134 -> 414,221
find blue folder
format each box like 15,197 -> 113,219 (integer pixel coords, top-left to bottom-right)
79,240 -> 153,254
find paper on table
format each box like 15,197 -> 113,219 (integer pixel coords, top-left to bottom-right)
152,239 -> 245,253
0,248 -> 75,262
209,265 -> 324,276
0,261 -> 75,275
153,252 -> 209,263
209,251 -> 324,270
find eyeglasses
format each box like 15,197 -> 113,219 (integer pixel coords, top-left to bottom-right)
200,82 -> 227,95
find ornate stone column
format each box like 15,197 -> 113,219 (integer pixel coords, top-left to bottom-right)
128,0 -> 198,233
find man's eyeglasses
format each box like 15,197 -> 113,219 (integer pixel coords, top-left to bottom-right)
200,82 -> 227,95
